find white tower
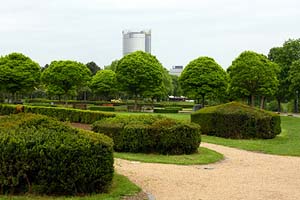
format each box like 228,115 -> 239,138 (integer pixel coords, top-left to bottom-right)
122,30 -> 151,56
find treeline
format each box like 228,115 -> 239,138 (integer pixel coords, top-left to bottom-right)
0,38 -> 299,112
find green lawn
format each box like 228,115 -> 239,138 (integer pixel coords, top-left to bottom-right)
202,116 -> 300,156
116,112 -> 190,121
114,147 -> 223,165
0,174 -> 140,200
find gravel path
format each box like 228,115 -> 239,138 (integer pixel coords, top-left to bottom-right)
115,143 -> 300,200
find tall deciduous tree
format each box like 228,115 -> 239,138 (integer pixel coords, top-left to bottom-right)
170,75 -> 183,97
86,61 -> 101,76
116,51 -> 164,108
0,52 -> 41,100
41,60 -> 91,100
179,57 -> 227,107
228,51 -> 279,108
90,70 -> 117,100
104,60 -> 119,71
268,38 -> 300,111
288,60 -> 300,112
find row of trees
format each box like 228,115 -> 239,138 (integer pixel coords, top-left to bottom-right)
0,38 -> 299,112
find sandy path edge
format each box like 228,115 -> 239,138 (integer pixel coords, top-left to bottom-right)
115,143 -> 300,200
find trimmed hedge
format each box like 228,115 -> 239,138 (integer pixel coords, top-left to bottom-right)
0,104 -> 115,123
89,106 -> 115,112
191,102 -> 281,139
153,108 -> 179,113
92,115 -> 201,155
0,113 -> 114,195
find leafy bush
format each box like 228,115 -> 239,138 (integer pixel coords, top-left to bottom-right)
92,115 -> 201,154
89,106 -> 115,112
0,104 -> 115,123
0,113 -> 114,195
191,102 -> 281,139
266,100 -> 283,112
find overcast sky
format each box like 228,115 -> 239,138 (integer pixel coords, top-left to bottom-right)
1,0 -> 300,70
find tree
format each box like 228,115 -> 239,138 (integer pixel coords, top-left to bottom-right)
268,38 -> 300,111
228,51 -> 279,108
170,75 -> 183,97
104,60 -> 119,71
0,52 -> 41,101
179,57 -> 227,107
288,60 -> 300,112
86,61 -> 101,75
116,51 -> 164,108
90,70 -> 117,100
41,60 -> 91,101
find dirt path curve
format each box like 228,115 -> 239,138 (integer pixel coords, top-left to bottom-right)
115,143 -> 300,200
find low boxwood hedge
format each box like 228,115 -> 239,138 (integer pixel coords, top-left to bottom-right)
191,102 -> 281,139
0,104 -> 115,123
92,115 -> 201,155
153,108 -> 179,113
89,106 -> 115,112
0,113 -> 114,195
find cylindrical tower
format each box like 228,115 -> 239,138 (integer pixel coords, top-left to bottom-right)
122,30 -> 151,56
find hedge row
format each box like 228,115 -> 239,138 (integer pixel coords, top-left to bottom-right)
92,115 -> 201,155
89,106 -> 115,112
0,113 -> 114,195
191,102 -> 281,139
0,104 -> 115,124
24,99 -> 194,108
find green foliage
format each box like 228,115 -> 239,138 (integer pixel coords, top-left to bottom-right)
170,75 -> 183,96
228,51 -> 279,105
268,39 -> 300,111
202,116 -> 300,156
0,104 -> 115,124
104,60 -> 119,72
116,51 -> 164,100
179,57 -> 227,106
89,106 -> 115,112
41,60 -> 91,97
85,61 -> 100,75
288,60 -> 300,94
90,70 -> 117,100
0,53 -> 41,95
0,113 -> 114,195
92,115 -> 201,155
153,108 -> 179,113
191,102 -> 281,139
266,100 -> 283,112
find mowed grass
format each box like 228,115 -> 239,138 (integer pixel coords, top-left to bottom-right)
0,174 -> 140,200
114,147 -> 223,165
116,112 -> 190,121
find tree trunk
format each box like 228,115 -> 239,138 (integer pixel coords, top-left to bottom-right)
260,96 -> 265,109
251,95 -> 255,107
202,95 -> 205,108
277,99 -> 281,112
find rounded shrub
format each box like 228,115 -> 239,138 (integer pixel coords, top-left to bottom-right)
0,113 -> 114,195
92,115 -> 201,155
191,102 -> 281,139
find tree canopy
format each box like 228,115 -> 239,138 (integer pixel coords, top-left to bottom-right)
179,56 -> 227,106
90,69 -> 117,100
115,51 -> 164,105
268,38 -> 300,111
0,52 -> 41,98
41,60 -> 91,99
228,51 -> 279,107
86,61 -> 101,75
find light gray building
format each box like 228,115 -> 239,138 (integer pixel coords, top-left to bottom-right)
169,65 -> 184,76
122,30 -> 151,56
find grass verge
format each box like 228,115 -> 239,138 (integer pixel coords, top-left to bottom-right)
114,147 -> 223,165
0,174 -> 140,200
202,116 -> 300,156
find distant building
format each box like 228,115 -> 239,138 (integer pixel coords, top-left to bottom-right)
122,30 -> 151,56
169,65 -> 184,76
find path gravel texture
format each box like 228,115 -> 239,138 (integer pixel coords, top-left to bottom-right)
115,143 -> 300,200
